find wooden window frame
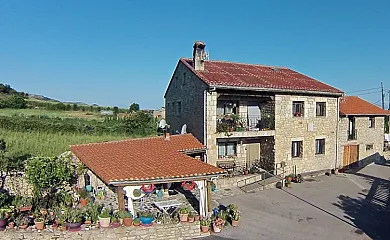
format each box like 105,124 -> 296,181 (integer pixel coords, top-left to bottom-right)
292,101 -> 304,117
316,102 -> 326,117
292,141 -> 303,158
315,138 -> 325,155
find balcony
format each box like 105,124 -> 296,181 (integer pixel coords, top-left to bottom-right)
216,114 -> 275,138
348,129 -> 357,141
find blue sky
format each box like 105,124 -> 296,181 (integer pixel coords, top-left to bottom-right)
0,0 -> 389,109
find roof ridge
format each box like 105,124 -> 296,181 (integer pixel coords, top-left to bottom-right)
181,57 -> 288,69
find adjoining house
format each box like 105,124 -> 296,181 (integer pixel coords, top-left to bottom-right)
70,133 -> 225,216
165,41 -> 344,178
337,96 -> 390,168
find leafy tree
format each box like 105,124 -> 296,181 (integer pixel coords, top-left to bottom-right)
97,106 -> 102,112
0,95 -> 27,109
129,103 -> 140,113
72,103 -> 79,111
113,106 -> 119,116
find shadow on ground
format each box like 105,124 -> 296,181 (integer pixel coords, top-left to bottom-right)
333,171 -> 390,240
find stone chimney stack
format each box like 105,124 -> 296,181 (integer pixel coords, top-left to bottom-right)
193,41 -> 206,71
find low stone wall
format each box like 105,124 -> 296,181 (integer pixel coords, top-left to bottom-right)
216,174 -> 262,189
0,222 -> 206,240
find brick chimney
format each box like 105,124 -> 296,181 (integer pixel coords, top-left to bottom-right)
193,41 -> 206,71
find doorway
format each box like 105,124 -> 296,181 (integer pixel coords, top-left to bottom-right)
343,145 -> 359,168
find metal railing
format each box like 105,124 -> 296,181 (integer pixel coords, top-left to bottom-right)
216,114 -> 275,133
237,168 -> 284,193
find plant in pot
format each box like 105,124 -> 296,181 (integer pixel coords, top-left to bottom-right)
194,213 -> 200,222
98,208 -> 111,228
139,210 -> 154,226
0,209 -> 7,231
33,211 -> 45,230
227,204 -> 240,227
133,217 -> 140,227
78,188 -> 89,206
111,211 -> 121,228
87,202 -> 101,224
19,197 -> 33,212
15,214 -> 30,230
212,217 -> 225,233
178,206 -> 189,222
200,218 -> 211,233
66,208 -> 83,231
119,210 -> 133,227
187,211 -> 195,223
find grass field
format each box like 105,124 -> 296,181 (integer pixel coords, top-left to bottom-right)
0,108 -> 103,120
0,129 -> 134,156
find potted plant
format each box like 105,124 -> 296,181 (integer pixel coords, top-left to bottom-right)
16,215 -> 30,230
178,206 -> 189,222
194,213 -> 200,222
111,216 -> 121,228
78,189 -> 89,206
67,208 -> 83,231
87,202 -> 101,224
188,211 -> 195,223
34,212 -> 45,230
19,197 -> 33,212
133,217 -> 140,227
0,209 -> 7,231
227,204 -> 240,227
139,211 -> 154,226
120,211 -> 133,227
200,218 -> 211,233
98,208 -> 111,228
212,217 -> 225,233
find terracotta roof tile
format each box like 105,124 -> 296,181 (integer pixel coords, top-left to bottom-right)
181,58 -> 343,95
70,134 -> 225,185
339,96 -> 390,116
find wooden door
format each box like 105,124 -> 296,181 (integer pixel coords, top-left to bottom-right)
246,143 -> 260,168
343,145 -> 359,167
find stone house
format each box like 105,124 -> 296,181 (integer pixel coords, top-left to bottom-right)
164,41 -> 344,176
337,96 -> 390,167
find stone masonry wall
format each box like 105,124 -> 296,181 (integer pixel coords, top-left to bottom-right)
0,222 -> 204,240
337,116 -> 385,167
165,61 -> 208,143
274,94 -> 339,175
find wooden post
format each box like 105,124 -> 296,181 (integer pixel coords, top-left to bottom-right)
117,187 -> 125,211
207,181 -> 212,213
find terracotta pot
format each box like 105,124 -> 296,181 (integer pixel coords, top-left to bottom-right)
35,221 -> 44,230
123,218 -> 132,227
213,224 -> 222,233
98,217 -> 110,228
8,222 -> 15,229
80,198 -> 88,206
188,217 -> 194,223
84,220 -> 92,225
231,220 -> 239,227
201,225 -> 209,233
179,213 -> 188,222
19,225 -> 28,230
19,206 -> 32,212
194,215 -> 200,221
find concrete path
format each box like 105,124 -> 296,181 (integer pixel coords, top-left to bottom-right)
205,162 -> 390,240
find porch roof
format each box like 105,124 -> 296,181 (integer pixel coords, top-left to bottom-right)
70,134 -> 226,185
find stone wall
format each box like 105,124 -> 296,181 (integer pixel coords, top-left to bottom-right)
274,94 -> 339,175
165,61 -> 208,143
0,222 -> 205,240
337,116 -> 385,167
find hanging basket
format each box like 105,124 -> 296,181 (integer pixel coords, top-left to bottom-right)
181,181 -> 196,191
141,184 -> 155,193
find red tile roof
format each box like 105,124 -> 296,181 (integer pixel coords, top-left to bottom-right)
70,134 -> 225,185
181,58 -> 343,95
339,96 -> 390,116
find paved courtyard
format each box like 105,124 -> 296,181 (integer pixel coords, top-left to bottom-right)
206,161 -> 390,240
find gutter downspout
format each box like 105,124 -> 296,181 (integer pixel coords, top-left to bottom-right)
203,89 -> 208,163
335,97 -> 340,169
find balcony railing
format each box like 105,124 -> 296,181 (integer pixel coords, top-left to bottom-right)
348,129 -> 357,140
216,114 -> 275,133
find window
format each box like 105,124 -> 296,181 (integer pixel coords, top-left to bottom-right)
292,101 -> 304,117
177,101 -> 182,115
218,142 -> 237,158
224,102 -> 237,115
366,144 -> 374,151
369,117 -> 375,128
315,139 -> 325,154
292,141 -> 303,158
183,72 -> 186,85
316,102 -> 326,116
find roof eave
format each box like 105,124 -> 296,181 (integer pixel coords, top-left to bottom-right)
210,85 -> 344,97
340,113 -> 390,117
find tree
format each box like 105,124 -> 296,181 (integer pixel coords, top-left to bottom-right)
113,106 -> 119,116
72,103 -> 79,111
129,103 -> 140,113
0,95 -> 27,109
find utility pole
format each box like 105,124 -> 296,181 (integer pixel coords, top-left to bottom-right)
388,90 -> 390,110
381,82 -> 385,109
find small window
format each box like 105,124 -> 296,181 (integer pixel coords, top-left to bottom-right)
183,72 -> 186,85
292,141 -> 303,158
369,117 -> 375,128
218,142 -> 237,158
292,101 -> 304,117
177,101 -> 182,115
315,139 -> 325,155
366,144 -> 374,151
316,102 -> 326,116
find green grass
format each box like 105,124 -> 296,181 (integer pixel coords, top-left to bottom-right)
0,129 -> 133,156
0,108 -> 102,120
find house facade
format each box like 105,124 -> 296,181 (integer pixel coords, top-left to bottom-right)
337,96 -> 390,168
165,41 -> 344,176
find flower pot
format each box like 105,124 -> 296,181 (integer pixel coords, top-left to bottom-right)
111,221 -> 121,228
98,217 -> 110,228
140,216 -> 154,226
133,221 -> 140,227
8,222 -> 15,229
194,215 -> 200,221
35,221 -> 44,230
84,220 -> 92,225
179,213 -> 188,222
67,222 -> 82,231
231,220 -> 239,227
19,225 -> 28,230
19,206 -> 32,212
213,224 -> 222,233
201,225 -> 209,233
123,217 -> 133,227
188,217 -> 194,223
80,198 -> 88,206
